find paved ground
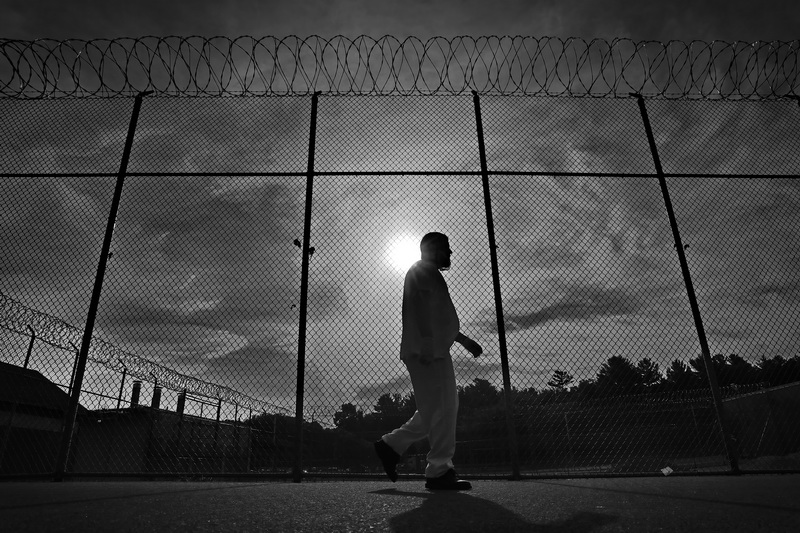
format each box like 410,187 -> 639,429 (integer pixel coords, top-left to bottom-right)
1,475 -> 799,532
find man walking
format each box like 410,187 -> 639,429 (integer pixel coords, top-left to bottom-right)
374,232 -> 482,490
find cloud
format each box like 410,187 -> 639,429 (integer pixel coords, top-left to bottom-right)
664,178 -> 800,357
650,101 -> 800,176
0,177 -> 124,327
479,170 -> 800,389
1,97 -> 353,394
128,98 -> 310,173
5,0 -> 797,42
92,172 -> 352,364
504,284 -> 644,331
195,340 -> 300,404
98,321 -> 249,373
484,170 -> 678,331
0,178 -> 106,278
447,98 -> 800,391
669,178 -> 800,293
354,375 -> 413,406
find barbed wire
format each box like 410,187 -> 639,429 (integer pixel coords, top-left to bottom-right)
1,36 -> 798,99
0,291 -> 290,415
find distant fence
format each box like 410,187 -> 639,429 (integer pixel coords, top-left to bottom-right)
1,36 -> 799,481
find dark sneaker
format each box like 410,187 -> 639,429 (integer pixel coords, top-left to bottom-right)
374,439 -> 400,482
425,469 -> 472,490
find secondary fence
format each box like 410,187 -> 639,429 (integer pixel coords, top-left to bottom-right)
1,36 -> 800,481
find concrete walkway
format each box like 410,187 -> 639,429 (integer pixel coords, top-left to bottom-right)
1,475 -> 798,532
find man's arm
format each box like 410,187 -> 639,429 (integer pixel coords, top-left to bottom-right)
455,332 -> 482,357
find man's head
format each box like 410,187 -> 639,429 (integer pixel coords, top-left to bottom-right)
420,232 -> 452,270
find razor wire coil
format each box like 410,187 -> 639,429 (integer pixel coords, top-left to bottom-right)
1,36 -> 798,99
0,291 -> 288,415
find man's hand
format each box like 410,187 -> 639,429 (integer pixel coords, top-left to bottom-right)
456,333 -> 483,358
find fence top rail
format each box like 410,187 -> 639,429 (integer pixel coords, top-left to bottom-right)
1,35 -> 798,99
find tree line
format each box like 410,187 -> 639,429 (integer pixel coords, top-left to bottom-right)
241,353 -> 799,473
333,353 -> 800,432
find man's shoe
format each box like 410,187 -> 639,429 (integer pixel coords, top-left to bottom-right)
425,469 -> 472,490
374,439 -> 400,482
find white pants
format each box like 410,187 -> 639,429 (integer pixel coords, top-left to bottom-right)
381,356 -> 458,478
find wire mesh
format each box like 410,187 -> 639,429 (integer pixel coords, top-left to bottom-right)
127,97 -> 311,174
665,176 -> 800,471
1,88 -> 799,479
314,95 -> 479,173
302,173 -> 496,473
647,99 -> 800,176
651,97 -> 800,474
0,98 -> 133,175
479,96 -> 655,175
1,97 -> 309,476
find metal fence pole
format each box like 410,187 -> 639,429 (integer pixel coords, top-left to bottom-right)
472,91 -> 521,479
116,366 -> 127,410
67,343 -> 79,398
633,93 -> 740,473
24,326 -> 35,369
293,91 -> 321,483
53,90 -> 151,481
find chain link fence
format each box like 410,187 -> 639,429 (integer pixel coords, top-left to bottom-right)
2,37 -> 800,480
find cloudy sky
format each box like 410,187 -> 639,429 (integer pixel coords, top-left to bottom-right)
1,0 -> 798,41
1,1 -> 799,421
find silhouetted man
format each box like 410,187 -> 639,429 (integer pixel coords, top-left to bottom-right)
374,232 -> 482,490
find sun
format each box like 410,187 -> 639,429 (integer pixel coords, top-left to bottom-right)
386,234 -> 420,272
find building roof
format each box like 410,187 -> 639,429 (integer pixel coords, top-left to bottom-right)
0,361 -> 85,416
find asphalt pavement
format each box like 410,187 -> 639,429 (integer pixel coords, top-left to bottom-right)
1,474 -> 798,532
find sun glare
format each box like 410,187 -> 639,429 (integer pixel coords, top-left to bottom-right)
387,235 -> 420,272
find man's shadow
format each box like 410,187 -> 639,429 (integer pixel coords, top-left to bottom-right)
372,488 -> 617,532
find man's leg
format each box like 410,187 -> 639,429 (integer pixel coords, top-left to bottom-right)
387,357 -> 457,478
381,409 -> 428,454
376,359 -> 432,481
380,359 -> 432,455
413,356 -> 470,490
377,357 -> 464,486
421,355 -> 458,479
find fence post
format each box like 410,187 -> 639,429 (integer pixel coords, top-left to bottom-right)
67,343 -> 80,398
472,91 -> 521,479
116,366 -> 127,410
293,91 -> 321,483
246,408 -> 252,473
215,398 -> 223,472
24,326 -> 35,369
633,93 -> 739,473
53,90 -> 151,481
